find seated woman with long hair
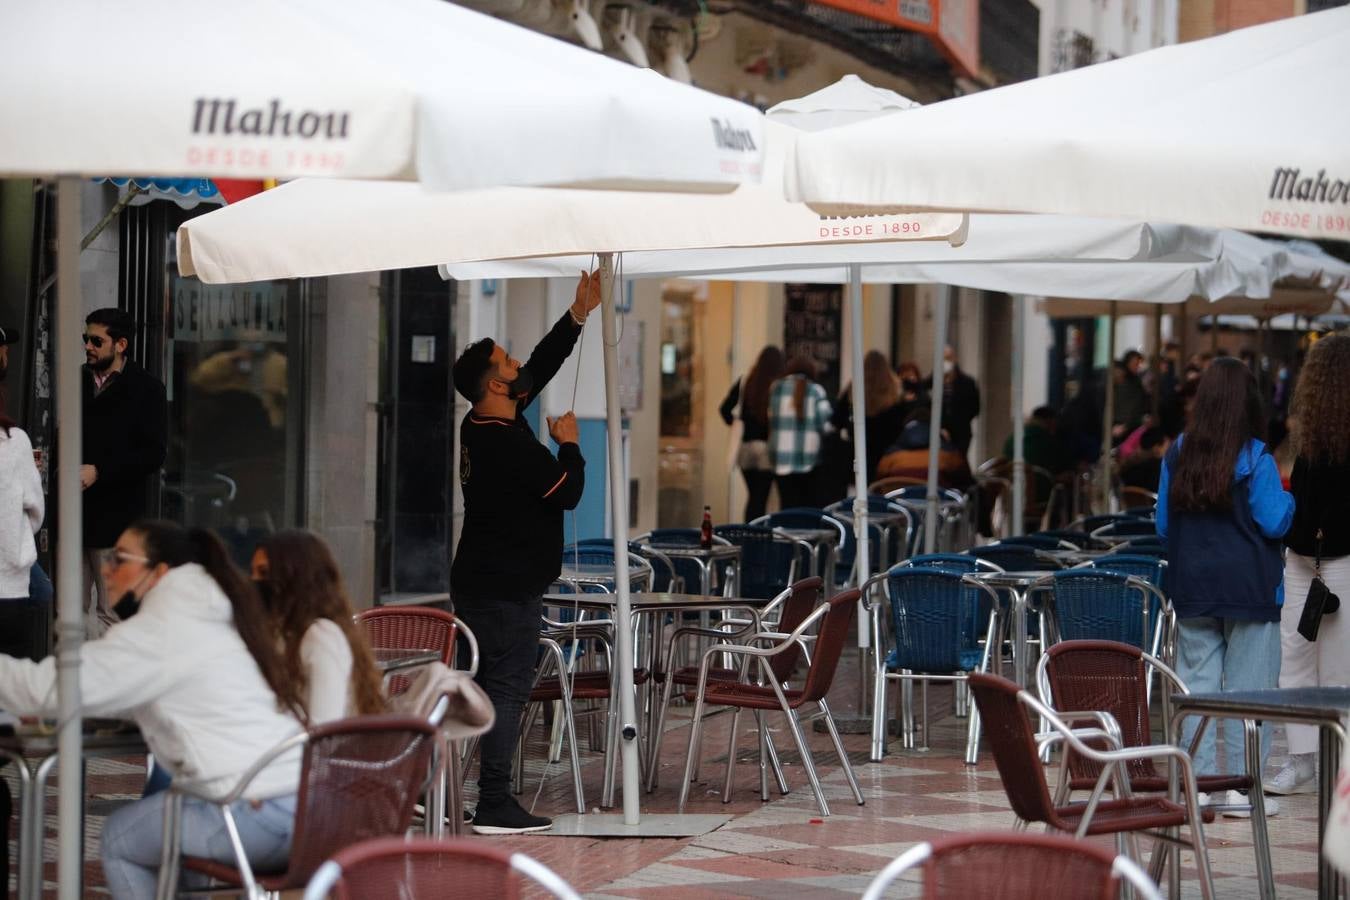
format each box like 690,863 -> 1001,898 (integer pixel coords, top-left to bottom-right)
0,519 -> 306,898
251,530 -> 385,723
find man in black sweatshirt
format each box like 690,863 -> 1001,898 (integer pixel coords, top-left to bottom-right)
451,271 -> 599,834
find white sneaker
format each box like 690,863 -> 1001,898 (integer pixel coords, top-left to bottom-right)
1223,789 -> 1280,818
1197,791 -> 1214,807
1267,757 -> 1316,795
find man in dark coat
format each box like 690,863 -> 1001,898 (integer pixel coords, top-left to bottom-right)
925,345 -> 981,458
81,308 -> 166,636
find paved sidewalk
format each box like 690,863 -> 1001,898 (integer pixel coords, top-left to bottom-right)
9,652 -> 1323,897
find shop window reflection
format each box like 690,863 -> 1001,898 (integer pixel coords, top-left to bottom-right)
163,276 -> 301,565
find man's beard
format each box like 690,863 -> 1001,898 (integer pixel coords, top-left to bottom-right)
87,354 -> 113,373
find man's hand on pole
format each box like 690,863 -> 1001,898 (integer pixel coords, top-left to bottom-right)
570,269 -> 602,323
548,411 -> 580,446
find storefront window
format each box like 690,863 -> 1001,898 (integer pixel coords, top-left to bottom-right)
161,272 -> 308,565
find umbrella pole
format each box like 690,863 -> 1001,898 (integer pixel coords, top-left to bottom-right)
598,252 -> 641,825
924,286 -> 951,553
845,265 -> 877,738
56,177 -> 85,900
1011,295 -> 1026,536
1099,302 -> 1117,512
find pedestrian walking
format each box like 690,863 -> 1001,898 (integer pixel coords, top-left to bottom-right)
81,309 -> 167,637
768,357 -> 833,508
1272,335 -> 1350,795
1158,358 -> 1293,813
924,345 -> 980,457
720,345 -> 784,520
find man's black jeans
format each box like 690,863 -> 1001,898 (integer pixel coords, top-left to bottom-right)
453,592 -> 543,807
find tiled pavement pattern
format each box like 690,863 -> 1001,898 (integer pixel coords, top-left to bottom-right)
6,653 -> 1325,897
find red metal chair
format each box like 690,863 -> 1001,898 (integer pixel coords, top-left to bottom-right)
357,606 -> 470,695
677,588 -> 865,817
647,577 -> 824,793
157,709 -> 443,899
301,837 -> 580,900
860,831 -> 1163,900
967,672 -> 1215,900
1037,639 -> 1273,896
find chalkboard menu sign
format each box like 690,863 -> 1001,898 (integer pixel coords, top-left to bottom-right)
784,283 -> 843,396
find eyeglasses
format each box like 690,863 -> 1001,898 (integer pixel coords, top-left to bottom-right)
83,334 -> 105,348
104,549 -> 149,568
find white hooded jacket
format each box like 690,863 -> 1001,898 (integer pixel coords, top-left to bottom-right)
0,563 -> 303,798
0,426 -> 43,597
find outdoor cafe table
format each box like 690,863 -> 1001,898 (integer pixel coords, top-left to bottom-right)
833,508 -> 911,572
638,542 -> 740,596
1171,687 -> 1350,900
558,560 -> 653,592
775,526 -> 840,580
0,720 -> 148,899
373,647 -> 443,672
970,570 -> 1054,687
542,591 -> 779,808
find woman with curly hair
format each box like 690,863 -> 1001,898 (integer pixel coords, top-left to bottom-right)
1157,358 -> 1294,812
251,530 -> 386,723
1271,335 -> 1350,795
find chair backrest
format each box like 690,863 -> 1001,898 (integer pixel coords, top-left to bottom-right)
1091,518 -> 1158,539
869,475 -> 927,495
885,568 -> 987,674
1091,554 -> 1165,588
967,544 -> 1062,573
713,524 -> 800,600
1047,569 -> 1154,650
766,576 -> 824,683
1042,640 -> 1157,784
284,715 -> 439,886
799,589 -> 860,702
861,832 -> 1152,900
967,673 -> 1057,825
999,534 -> 1066,551
356,607 -> 458,668
1036,529 -> 1108,551
755,508 -> 848,584
309,837 -> 579,900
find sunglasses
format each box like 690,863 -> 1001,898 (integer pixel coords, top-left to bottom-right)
83,334 -> 106,348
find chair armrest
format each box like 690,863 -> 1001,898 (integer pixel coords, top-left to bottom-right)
174,729 -> 310,807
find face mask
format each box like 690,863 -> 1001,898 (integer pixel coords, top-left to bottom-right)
942,360 -> 955,375
505,366 -> 534,401
902,378 -> 921,394
113,571 -> 155,621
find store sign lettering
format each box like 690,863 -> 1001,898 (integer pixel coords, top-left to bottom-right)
1269,167 -> 1350,205
173,282 -> 288,344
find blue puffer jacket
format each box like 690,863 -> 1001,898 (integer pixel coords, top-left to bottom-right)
1157,437 -> 1294,621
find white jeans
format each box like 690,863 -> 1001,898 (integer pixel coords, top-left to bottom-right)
1280,551 -> 1350,755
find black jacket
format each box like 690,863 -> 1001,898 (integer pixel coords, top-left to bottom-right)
924,369 -> 980,455
451,312 -> 586,599
1286,456 -> 1350,559
82,362 -> 168,548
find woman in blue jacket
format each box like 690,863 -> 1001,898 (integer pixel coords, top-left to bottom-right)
1158,358 -> 1293,807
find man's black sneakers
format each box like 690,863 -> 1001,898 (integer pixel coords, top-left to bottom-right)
471,797 -> 553,835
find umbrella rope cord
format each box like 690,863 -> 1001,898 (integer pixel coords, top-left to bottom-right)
531,253 -> 595,813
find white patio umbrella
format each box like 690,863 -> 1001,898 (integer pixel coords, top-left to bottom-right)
0,0 -> 768,882
786,6 -> 1350,239
175,69 -> 1237,790
1,0 -> 764,191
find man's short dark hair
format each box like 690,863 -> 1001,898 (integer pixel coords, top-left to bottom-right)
1120,349 -> 1144,367
85,308 -> 135,347
453,338 -> 497,403
1031,405 -> 1057,421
